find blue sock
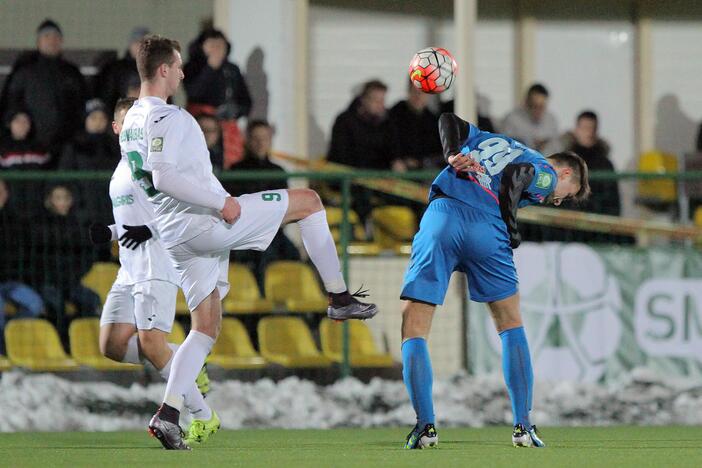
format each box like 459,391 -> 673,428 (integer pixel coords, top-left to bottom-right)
402,337 -> 435,427
499,326 -> 533,427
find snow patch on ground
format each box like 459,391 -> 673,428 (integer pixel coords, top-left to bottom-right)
2,368 -> 701,432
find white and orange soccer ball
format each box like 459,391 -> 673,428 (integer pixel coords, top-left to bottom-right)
408,47 -> 458,94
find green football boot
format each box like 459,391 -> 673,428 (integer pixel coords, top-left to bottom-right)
185,410 -> 221,446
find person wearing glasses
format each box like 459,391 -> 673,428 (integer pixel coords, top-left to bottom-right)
502,83 -> 559,153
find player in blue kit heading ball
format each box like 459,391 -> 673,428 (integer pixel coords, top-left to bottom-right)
401,113 -> 590,449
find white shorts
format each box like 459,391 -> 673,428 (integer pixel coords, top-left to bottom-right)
167,189 -> 289,311
99,280 -> 177,333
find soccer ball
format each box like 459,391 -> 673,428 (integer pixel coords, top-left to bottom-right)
408,47 -> 458,94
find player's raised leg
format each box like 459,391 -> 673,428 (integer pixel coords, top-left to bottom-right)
487,294 -> 544,448
401,300 -> 438,449
282,188 -> 378,321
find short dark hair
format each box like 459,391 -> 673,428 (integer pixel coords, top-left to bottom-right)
547,151 -> 591,203
360,79 -> 388,98
246,119 -> 272,136
136,35 -> 181,81
527,83 -> 549,98
114,97 -> 136,119
577,110 -> 598,124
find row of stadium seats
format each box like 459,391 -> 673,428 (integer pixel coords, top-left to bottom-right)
0,317 -> 395,372
325,206 -> 417,253
79,260 -> 330,316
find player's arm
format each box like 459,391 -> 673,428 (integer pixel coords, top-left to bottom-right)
438,113 -> 481,172
498,163 -> 536,249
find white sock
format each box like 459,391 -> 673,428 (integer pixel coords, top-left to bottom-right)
298,210 -> 346,293
163,330 -> 214,412
159,343 -> 212,421
121,334 -> 141,364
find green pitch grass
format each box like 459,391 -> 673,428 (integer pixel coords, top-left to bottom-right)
2,426 -> 701,468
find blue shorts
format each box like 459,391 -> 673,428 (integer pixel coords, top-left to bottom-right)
400,197 -> 518,304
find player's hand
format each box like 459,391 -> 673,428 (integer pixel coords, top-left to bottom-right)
119,225 -> 153,250
221,196 -> 241,224
89,223 -> 112,244
448,153 -> 482,173
509,232 -> 522,249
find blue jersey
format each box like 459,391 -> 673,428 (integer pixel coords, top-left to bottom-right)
430,123 -> 557,218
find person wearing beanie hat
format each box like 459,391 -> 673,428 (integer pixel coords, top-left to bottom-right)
0,18 -> 86,156
93,26 -> 150,112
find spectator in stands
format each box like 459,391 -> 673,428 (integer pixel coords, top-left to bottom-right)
696,122 -> 702,152
195,113 -> 224,170
184,28 -> 252,168
228,120 -> 287,195
328,79 -> 396,170
0,178 -> 44,353
501,83 -> 558,152
224,120 -> 300,287
545,110 -> 621,215
389,81 -> 442,170
31,185 -> 100,339
0,108 -> 51,170
93,26 -> 149,112
58,99 -> 120,171
0,19 -> 87,156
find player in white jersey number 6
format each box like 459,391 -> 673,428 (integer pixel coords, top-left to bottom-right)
121,35 -> 378,450
88,98 -> 219,447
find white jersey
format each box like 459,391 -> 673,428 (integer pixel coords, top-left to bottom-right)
109,158 -> 179,285
119,96 -> 229,248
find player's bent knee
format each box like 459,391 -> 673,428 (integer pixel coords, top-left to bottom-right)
287,188 -> 323,220
401,300 -> 435,340
100,336 -> 126,362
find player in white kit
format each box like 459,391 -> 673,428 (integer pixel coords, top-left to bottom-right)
88,98 -> 219,447
122,36 -> 378,449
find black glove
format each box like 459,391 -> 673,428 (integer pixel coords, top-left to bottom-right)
89,223 -> 112,244
119,224 -> 153,250
509,231 -> 522,250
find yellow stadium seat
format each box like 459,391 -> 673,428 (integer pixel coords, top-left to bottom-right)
0,355 -> 12,372
69,318 -> 141,371
264,261 -> 327,313
258,317 -> 332,368
637,150 -> 678,204
371,206 -> 416,249
694,207 -> 702,227
168,321 -> 186,344
81,262 -> 120,305
5,319 -> 79,371
222,263 -> 274,315
319,319 -> 394,367
208,318 -> 267,369
325,207 -> 367,242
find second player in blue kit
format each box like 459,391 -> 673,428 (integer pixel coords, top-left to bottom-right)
401,113 -> 591,449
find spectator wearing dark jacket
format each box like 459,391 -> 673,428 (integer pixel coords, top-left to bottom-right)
184,28 -> 252,168
59,99 -> 121,171
544,110 -> 620,216
92,27 -> 149,112
328,80 -> 395,170
389,81 -> 442,170
0,19 -> 87,156
228,120 -> 287,195
58,99 -> 118,226
31,184 -> 100,340
0,108 -> 51,170
195,113 -> 225,170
